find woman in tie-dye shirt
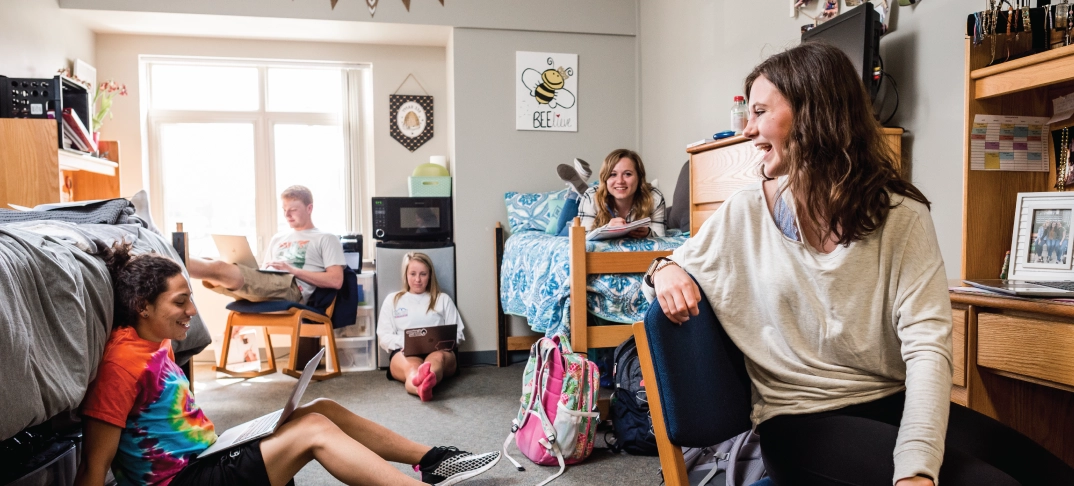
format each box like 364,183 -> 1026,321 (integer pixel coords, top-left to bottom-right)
75,248 -> 500,486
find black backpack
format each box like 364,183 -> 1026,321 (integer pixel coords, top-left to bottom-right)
608,336 -> 659,456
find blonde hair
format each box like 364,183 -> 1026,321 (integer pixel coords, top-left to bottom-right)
592,149 -> 655,229
280,185 -> 313,206
394,252 -> 440,313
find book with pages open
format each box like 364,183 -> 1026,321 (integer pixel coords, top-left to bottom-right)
586,218 -> 651,241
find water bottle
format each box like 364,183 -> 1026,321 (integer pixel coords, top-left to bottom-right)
731,95 -> 748,135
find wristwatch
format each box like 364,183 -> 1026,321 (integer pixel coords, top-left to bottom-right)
644,257 -> 679,287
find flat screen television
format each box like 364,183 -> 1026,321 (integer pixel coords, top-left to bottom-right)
801,3 -> 883,101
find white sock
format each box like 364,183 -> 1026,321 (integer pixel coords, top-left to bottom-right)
574,158 -> 592,181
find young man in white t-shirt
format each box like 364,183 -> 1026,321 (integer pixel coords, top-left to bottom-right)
187,185 -> 346,304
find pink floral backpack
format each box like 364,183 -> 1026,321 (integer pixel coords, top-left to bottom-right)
503,335 -> 600,485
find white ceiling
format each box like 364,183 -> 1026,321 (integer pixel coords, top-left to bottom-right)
64,9 -> 452,47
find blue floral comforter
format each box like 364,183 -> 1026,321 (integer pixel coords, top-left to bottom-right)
500,230 -> 687,337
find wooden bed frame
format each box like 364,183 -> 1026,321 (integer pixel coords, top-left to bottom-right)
494,218 -> 669,365
494,136 -> 763,366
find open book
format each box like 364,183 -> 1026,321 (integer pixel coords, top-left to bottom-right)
586,218 -> 651,241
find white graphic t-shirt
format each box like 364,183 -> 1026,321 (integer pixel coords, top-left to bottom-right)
376,291 -> 465,352
264,228 -> 346,303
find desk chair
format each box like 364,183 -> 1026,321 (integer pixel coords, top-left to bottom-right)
213,297 -> 342,381
632,283 -> 766,486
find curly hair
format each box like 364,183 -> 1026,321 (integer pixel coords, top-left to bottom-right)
592,149 -> 655,229
744,42 -> 930,246
98,244 -> 184,328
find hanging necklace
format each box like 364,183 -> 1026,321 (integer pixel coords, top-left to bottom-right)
1060,128 -> 1069,192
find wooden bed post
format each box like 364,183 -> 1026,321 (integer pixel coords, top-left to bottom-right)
172,222 -> 194,390
495,222 -> 507,367
568,217 -> 589,352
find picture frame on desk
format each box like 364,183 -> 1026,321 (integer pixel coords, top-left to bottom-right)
1010,192 -> 1074,279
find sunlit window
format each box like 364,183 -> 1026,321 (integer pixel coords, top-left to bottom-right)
267,68 -> 343,113
150,64 -> 259,111
146,59 -> 363,259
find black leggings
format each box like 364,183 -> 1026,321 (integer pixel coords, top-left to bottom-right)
758,391 -> 1074,486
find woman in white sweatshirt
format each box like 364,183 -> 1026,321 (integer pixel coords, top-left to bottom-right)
377,252 -> 465,402
649,42 -> 1074,486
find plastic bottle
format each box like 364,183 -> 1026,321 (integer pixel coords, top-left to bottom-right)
731,95 -> 748,135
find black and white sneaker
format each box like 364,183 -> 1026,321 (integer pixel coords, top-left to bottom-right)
418,446 -> 500,485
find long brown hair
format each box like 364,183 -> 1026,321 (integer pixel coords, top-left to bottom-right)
744,42 -> 930,246
593,149 -> 655,228
394,252 -> 441,313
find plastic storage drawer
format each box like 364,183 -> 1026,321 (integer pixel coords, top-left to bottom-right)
408,176 -> 451,197
334,337 -> 376,372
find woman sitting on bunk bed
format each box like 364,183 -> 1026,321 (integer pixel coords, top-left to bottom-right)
551,149 -> 666,239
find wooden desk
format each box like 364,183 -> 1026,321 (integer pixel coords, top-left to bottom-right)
950,291 -> 1074,466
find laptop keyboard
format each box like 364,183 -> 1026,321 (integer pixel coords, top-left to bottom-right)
234,409 -> 283,443
1027,281 -> 1074,291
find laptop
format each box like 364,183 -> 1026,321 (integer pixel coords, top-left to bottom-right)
211,234 -> 288,274
403,325 -> 458,357
961,279 -> 1074,297
197,348 -> 324,458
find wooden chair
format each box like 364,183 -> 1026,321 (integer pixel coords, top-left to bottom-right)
213,298 -> 342,381
631,287 -> 757,486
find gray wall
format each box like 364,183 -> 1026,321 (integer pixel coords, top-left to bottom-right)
1,0 -> 95,79
640,0 -> 971,278
451,28 -> 638,353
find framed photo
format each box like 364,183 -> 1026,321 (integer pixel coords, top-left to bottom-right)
1010,192 -> 1074,279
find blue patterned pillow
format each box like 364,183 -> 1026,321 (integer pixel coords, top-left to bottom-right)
504,188 -> 568,233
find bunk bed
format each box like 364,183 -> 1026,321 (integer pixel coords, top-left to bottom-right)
495,136 -> 764,365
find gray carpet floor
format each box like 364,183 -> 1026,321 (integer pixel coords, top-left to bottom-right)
192,361 -> 660,485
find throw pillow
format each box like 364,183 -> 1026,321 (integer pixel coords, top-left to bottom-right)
504,188 -> 568,233
544,199 -> 566,234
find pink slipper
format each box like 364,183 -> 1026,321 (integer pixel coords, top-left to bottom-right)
417,372 -> 437,402
411,362 -> 431,387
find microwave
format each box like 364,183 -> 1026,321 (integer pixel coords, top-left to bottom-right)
371,197 -> 453,242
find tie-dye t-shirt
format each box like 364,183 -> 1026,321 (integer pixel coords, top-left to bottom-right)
82,327 -> 218,486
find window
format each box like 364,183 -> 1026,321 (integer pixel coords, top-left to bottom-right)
144,58 -> 367,259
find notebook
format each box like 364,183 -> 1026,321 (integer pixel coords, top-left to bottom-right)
961,279 -> 1074,297
197,348 -> 324,458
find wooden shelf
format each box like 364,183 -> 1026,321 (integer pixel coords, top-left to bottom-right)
58,149 -> 118,176
971,43 -> 1074,100
0,119 -> 120,207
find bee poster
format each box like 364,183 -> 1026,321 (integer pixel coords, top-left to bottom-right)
516,51 -> 577,132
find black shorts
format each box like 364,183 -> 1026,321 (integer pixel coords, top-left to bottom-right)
170,439 -> 294,486
386,348 -> 458,381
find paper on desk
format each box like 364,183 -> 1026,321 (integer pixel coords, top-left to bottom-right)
7,204 -> 32,211
1049,93 -> 1074,125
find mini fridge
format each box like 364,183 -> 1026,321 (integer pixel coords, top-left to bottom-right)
374,240 -> 456,368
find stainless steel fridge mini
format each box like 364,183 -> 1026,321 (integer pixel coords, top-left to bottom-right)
374,240 -> 456,368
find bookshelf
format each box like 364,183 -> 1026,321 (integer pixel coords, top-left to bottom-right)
0,119 -> 119,208
960,41 -> 1074,279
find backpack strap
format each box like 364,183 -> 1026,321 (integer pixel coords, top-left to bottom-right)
503,338 -> 559,473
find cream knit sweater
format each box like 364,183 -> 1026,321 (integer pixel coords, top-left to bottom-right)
664,184 -> 953,483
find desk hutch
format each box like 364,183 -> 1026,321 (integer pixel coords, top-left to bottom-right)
956,38 -> 1074,466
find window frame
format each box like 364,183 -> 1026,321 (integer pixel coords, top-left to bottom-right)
142,56 -> 369,257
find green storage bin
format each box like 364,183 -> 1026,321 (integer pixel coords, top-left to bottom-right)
409,176 -> 452,197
